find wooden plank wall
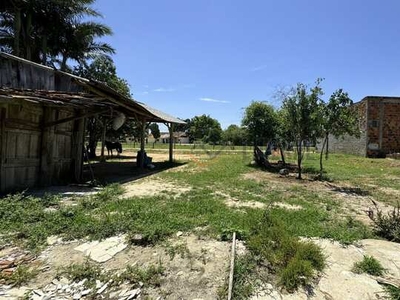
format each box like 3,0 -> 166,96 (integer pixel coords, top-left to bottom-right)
0,101 -> 84,193
0,56 -> 84,92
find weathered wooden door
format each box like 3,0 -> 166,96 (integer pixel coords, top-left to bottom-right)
1,103 -> 42,193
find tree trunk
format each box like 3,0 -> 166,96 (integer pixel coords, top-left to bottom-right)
325,134 -> 329,160
13,7 -> 21,57
61,55 -> 68,71
278,142 -> 286,165
41,37 -> 47,64
297,139 -> 303,179
25,10 -> 32,60
319,135 -> 328,180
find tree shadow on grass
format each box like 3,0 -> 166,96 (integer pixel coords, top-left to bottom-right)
326,183 -> 371,196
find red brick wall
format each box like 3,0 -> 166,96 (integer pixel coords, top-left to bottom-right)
382,102 -> 400,153
366,97 -> 400,156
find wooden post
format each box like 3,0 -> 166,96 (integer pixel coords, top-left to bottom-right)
169,123 -> 174,163
139,120 -> 146,168
228,232 -> 237,300
100,121 -> 106,162
0,107 -> 6,193
73,114 -> 86,182
40,106 -> 55,186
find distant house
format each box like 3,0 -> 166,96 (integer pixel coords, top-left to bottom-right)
160,132 -> 189,144
321,96 -> 400,157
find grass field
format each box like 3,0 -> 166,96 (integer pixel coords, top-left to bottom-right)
1,151 -> 400,298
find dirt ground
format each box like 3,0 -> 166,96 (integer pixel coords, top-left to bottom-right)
242,170 -> 395,225
3,233 -> 230,300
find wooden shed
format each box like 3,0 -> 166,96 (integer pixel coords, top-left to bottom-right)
0,52 -> 185,194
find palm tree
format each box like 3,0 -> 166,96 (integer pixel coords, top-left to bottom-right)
56,21 -> 115,71
0,0 -> 114,68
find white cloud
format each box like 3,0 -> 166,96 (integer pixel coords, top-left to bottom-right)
153,87 -> 176,92
200,97 -> 230,104
251,65 -> 268,72
141,91 -> 149,95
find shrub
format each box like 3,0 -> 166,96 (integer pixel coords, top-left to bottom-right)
279,259 -> 313,291
384,285 -> 400,300
352,255 -> 385,276
368,201 -> 400,242
247,211 -> 325,291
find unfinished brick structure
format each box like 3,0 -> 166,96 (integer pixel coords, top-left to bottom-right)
325,96 -> 400,157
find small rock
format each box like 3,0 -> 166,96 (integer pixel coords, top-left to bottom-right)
265,283 -> 273,291
119,288 -> 129,297
97,283 -> 109,294
176,271 -> 184,276
138,281 -> 144,288
81,289 -> 92,296
109,291 -> 120,299
77,279 -> 87,286
46,235 -> 59,246
96,280 -> 103,289
127,288 -> 141,300
59,277 -> 70,285
73,293 -> 82,300
176,231 -> 183,237
130,234 -> 143,244
279,168 -> 289,176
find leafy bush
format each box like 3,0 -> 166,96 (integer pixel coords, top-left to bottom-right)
247,211 -> 325,291
352,255 -> 385,276
368,201 -> 400,242
384,285 -> 400,300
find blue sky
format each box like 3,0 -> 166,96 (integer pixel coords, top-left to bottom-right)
93,0 -> 400,129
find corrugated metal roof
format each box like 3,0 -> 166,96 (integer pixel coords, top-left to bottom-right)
0,52 -> 186,125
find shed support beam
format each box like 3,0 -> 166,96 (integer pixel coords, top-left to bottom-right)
100,121 -> 106,162
168,122 -> 174,163
73,115 -> 86,182
40,107 -> 55,186
43,108 -> 109,128
139,120 -> 146,168
0,107 -> 6,193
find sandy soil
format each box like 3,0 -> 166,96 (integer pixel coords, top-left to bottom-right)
242,170 -> 395,225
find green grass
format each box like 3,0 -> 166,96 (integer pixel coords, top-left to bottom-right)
352,256 -> 385,276
2,151 -> 399,297
0,153 -> 374,251
384,285 -> 400,300
59,259 -> 164,290
218,254 -> 257,300
248,211 -> 326,291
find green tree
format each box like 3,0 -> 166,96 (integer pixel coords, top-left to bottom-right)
282,81 -> 323,179
223,124 -> 248,146
190,115 -> 223,144
317,89 -> 359,179
0,0 -> 114,69
148,123 -> 161,141
242,101 -> 278,148
74,55 -> 130,96
74,55 -> 131,158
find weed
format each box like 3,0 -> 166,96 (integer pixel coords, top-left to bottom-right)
60,260 -> 164,289
352,256 -> 385,276
247,211 -> 325,291
384,285 -> 400,300
0,265 -> 38,286
164,242 -> 191,260
279,259 -> 313,291
118,262 -> 164,287
218,254 -> 257,300
59,259 -> 104,288
368,201 -> 400,243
